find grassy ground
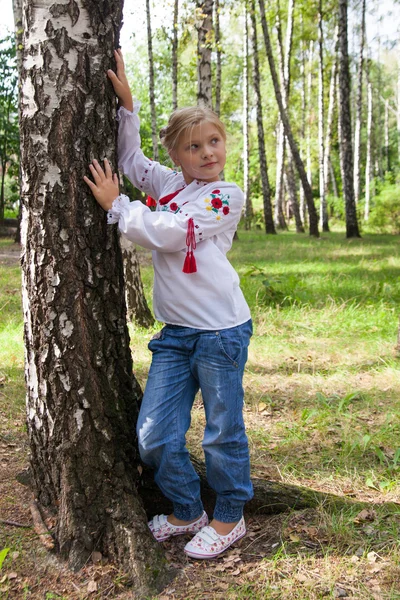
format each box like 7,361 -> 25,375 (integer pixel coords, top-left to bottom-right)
1,230 -> 399,599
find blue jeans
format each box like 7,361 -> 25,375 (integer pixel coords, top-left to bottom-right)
136,319 -> 253,523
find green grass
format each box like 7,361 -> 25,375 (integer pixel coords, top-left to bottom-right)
1,229 -> 400,599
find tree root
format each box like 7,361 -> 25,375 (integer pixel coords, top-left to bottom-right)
30,499 -> 55,550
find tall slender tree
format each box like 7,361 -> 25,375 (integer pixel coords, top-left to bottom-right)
318,0 -> 328,231
274,3 -> 288,230
250,0 -> 275,234
258,0 -> 319,237
338,0 -> 360,238
243,4 -> 252,229
365,79 -> 372,220
353,0 -> 366,204
19,0 -> 167,591
146,0 -> 159,160
323,24 -> 338,198
214,0 -> 222,116
279,0 -> 303,233
172,0 -> 179,110
196,0 -> 214,108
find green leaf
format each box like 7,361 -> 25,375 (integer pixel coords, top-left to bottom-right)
0,547 -> 10,570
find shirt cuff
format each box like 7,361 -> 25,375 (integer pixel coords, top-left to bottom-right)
107,194 -> 131,225
116,100 -> 141,120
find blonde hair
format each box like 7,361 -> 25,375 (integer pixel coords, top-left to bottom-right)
159,106 -> 226,152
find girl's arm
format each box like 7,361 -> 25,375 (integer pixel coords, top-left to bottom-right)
84,161 -> 243,253
108,51 -> 180,200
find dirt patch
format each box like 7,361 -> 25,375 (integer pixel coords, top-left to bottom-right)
0,243 -> 21,267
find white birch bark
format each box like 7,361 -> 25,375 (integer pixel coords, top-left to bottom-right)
146,0 -> 159,160
365,80 -> 372,220
299,16 -> 306,223
306,41 -> 314,190
398,53 -> 400,165
384,97 -> 389,171
324,25 -> 339,197
353,0 -> 366,204
318,0 -> 327,231
196,0 -> 213,108
243,6 -> 252,229
214,0 -> 222,116
172,0 -> 179,110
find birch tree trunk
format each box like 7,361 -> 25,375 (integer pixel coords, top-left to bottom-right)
172,0 -> 179,110
12,0 -> 23,244
250,0 -> 275,234
338,0 -> 360,238
353,0 -> 366,204
19,0 -> 167,591
282,0 -> 304,233
318,0 -> 328,231
214,0 -> 222,116
306,41 -> 314,194
397,54 -> 400,166
243,5 -> 252,229
120,238 -> 154,328
258,0 -> 319,237
274,5 -> 288,230
299,16 -> 306,224
146,0 -> 159,160
384,98 -> 390,172
323,25 -> 338,198
196,0 -> 213,108
364,80 -> 372,220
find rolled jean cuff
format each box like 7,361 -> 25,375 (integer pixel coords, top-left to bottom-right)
173,500 -> 204,521
214,499 -> 244,523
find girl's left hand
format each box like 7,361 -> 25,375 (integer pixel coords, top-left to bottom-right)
84,158 -> 119,211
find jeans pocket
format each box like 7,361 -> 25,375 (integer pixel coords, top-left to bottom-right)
148,327 -> 165,351
216,330 -> 242,368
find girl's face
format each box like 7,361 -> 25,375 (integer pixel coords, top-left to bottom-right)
169,121 -> 226,185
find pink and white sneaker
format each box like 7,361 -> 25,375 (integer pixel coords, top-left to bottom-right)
184,517 -> 246,559
148,511 -> 209,542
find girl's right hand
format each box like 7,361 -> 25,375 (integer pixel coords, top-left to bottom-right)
107,49 -> 134,113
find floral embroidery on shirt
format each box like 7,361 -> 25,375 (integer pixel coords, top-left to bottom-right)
161,202 -> 181,214
204,189 -> 230,220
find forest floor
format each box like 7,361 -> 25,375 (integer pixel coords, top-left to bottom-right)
1,230 -> 400,599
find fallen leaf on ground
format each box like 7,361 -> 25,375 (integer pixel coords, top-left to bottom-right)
87,580 -> 98,593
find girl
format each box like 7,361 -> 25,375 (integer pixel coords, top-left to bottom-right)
84,49 -> 253,559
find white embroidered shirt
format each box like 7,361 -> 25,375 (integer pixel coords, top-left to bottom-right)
107,104 -> 251,330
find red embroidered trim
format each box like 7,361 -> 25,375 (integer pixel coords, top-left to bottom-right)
183,218 -> 197,274
146,195 -> 157,207
159,187 -> 185,206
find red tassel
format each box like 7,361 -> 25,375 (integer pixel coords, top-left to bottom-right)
146,195 -> 157,207
182,218 -> 197,274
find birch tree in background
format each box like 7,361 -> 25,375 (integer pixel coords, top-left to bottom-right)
12,0 -> 22,243
338,0 -> 360,237
397,53 -> 400,165
353,0 -> 366,204
250,0 -> 275,234
196,0 -> 213,108
172,0 -> 179,110
277,0 -> 304,233
146,0 -> 159,159
318,0 -> 328,231
274,4 -> 288,230
306,40 -> 314,195
243,4 -> 252,229
258,0 -> 319,236
19,0 -> 167,590
365,79 -> 372,220
323,25 -> 338,198
299,15 -> 306,223
214,0 -> 222,116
